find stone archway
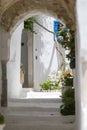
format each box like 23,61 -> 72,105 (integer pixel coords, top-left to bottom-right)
3,1 -> 87,130
0,0 -> 86,130
0,0 -> 75,32
0,0 -> 76,107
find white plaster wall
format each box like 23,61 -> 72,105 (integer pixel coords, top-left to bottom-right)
7,23 -> 23,98
33,15 -> 63,91
76,1 -> 87,130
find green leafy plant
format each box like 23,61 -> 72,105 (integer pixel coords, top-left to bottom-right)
0,113 -> 5,124
58,25 -> 75,69
40,79 -> 61,91
24,17 -> 36,33
60,88 -> 75,115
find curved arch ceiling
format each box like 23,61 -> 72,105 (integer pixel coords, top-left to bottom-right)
0,0 -> 76,31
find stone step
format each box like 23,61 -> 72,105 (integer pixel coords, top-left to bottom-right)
4,94 -> 75,130
4,111 -> 60,117
8,98 -> 61,103
19,90 -> 61,99
5,115 -> 75,124
2,106 -> 60,113
8,102 -> 62,108
2,107 -> 60,115
8,98 -> 62,107
4,109 -> 75,130
4,123 -> 75,130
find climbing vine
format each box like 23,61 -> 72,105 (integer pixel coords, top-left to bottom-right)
24,17 -> 36,33
24,17 -> 66,70
57,25 -> 75,69
24,17 -> 75,70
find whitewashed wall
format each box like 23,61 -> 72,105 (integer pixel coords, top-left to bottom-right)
7,15 -> 63,94
7,23 -> 23,98
33,15 -> 62,91
76,1 -> 87,130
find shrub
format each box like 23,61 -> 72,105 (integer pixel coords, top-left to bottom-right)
61,76 -> 73,86
62,88 -> 74,100
40,79 -> 61,91
0,113 -> 4,124
40,80 -> 51,90
60,88 -> 75,115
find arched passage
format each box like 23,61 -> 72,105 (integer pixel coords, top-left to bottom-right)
7,13 -> 67,98
0,0 -> 76,106
0,0 -> 85,130
2,1 -> 87,130
0,1 -> 80,130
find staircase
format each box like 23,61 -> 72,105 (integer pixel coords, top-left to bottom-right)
2,91 -> 75,130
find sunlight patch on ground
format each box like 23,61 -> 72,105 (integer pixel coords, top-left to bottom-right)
24,91 -> 62,99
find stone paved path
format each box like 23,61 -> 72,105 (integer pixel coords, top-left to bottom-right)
2,90 -> 75,130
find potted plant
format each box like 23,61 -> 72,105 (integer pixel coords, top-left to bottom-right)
60,88 -> 75,115
60,71 -> 73,94
0,113 -> 5,130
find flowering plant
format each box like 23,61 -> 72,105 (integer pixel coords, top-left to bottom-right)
60,71 -> 73,87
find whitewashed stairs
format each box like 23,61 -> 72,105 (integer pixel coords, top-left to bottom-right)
2,92 -> 75,130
